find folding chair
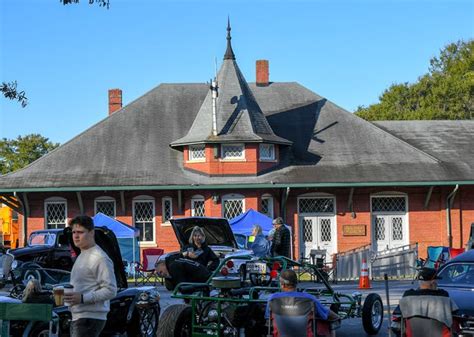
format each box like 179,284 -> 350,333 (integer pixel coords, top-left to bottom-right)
267,294 -> 317,337
399,294 -> 456,337
134,248 -> 164,286
0,302 -> 59,337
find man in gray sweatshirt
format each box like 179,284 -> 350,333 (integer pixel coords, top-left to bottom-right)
63,215 -> 117,337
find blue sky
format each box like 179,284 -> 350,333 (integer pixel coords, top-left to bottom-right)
1,0 -> 473,144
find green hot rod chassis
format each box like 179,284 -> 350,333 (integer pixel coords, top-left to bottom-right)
158,255 -> 384,337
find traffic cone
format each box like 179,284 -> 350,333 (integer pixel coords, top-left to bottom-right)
358,259 -> 371,289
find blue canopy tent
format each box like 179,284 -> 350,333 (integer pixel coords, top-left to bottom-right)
229,209 -> 293,258
92,213 -> 140,265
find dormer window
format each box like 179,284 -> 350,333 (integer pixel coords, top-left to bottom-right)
259,143 -> 275,161
221,144 -> 245,160
189,144 -> 206,161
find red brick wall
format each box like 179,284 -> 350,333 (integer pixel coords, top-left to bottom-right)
183,144 -> 279,175
15,186 -> 474,261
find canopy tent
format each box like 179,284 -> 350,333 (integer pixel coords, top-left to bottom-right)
229,209 -> 293,258
92,213 -> 140,264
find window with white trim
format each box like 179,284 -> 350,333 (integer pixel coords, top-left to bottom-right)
222,194 -> 245,219
44,198 -> 67,229
191,195 -> 205,217
261,195 -> 274,218
133,198 -> 155,242
221,144 -> 245,160
94,197 -> 116,218
259,144 -> 275,161
162,197 -> 173,222
189,144 -> 206,161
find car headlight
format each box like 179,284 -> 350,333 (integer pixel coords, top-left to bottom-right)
138,292 -> 150,302
208,309 -> 219,322
11,260 -> 18,270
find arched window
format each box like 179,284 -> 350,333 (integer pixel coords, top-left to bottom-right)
133,195 -> 155,243
44,197 -> 67,229
222,194 -> 245,219
191,195 -> 205,217
94,196 -> 116,218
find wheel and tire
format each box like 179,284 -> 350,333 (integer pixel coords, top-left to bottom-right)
28,323 -> 50,337
362,293 -> 384,335
127,305 -> 160,337
157,304 -> 192,337
23,269 -> 42,284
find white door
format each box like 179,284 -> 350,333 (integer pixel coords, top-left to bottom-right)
373,214 -> 407,251
300,216 -> 335,263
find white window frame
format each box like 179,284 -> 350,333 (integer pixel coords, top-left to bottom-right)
221,143 -> 245,161
191,195 -> 205,217
132,196 -> 156,245
259,143 -> 275,161
370,192 -> 409,250
94,196 -> 116,218
188,144 -> 206,162
221,193 -> 245,219
162,197 -> 173,223
44,197 -> 67,229
261,194 -> 274,218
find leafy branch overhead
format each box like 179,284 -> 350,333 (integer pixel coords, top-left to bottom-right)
61,0 -> 110,9
0,134 -> 60,175
1,82 -> 28,108
355,40 -> 474,121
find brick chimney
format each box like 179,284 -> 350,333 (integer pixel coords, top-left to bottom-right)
108,89 -> 122,115
256,60 -> 269,87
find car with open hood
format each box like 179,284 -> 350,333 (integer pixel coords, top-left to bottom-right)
158,217 -> 253,289
3,225 -> 160,337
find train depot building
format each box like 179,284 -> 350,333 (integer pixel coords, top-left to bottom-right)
0,24 -> 473,259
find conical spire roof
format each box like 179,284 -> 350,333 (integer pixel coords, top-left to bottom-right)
171,22 -> 291,147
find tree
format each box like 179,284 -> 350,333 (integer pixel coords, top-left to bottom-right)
1,81 -> 28,108
0,134 -> 60,175
61,0 -> 110,9
355,40 -> 474,120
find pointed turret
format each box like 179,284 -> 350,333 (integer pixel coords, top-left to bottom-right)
171,21 -> 291,148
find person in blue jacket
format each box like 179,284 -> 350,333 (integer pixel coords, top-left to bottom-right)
250,224 -> 270,257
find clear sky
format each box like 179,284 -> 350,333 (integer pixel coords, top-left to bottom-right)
1,0 -> 473,144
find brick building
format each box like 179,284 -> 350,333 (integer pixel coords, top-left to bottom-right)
0,23 -> 473,259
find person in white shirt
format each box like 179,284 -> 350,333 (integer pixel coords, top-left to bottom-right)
63,215 -> 117,337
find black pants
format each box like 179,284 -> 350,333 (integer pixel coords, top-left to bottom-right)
70,318 -> 106,337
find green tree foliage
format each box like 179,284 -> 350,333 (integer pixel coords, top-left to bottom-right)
1,81 -> 28,107
355,40 -> 474,120
0,134 -> 60,174
61,0 -> 110,9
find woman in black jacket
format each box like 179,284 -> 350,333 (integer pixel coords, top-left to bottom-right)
181,226 -> 219,271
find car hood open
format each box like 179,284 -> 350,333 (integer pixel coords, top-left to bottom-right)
170,217 -> 238,249
64,226 -> 128,289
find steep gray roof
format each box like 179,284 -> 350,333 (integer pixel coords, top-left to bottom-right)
0,82 -> 473,191
170,58 -> 291,147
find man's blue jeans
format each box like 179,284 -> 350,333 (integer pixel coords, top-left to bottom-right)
70,318 -> 106,337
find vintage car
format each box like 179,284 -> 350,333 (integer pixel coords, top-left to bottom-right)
9,229 -> 74,271
391,249 -> 474,336
1,226 -> 161,337
158,254 -> 384,337
159,217 -> 253,289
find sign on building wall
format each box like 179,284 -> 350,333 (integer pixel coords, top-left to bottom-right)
343,224 -> 367,236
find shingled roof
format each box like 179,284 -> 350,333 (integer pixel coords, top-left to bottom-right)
170,21 -> 291,147
0,25 -> 473,191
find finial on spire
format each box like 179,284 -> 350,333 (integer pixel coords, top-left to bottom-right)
224,17 -> 236,60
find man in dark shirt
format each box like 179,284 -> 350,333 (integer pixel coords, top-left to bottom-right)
155,256 -> 211,290
400,267 -> 458,335
270,217 -> 291,258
